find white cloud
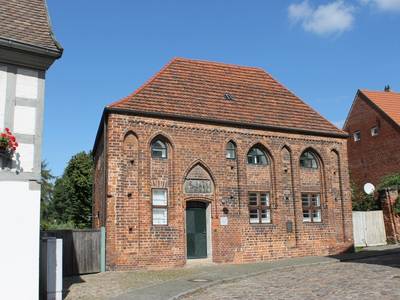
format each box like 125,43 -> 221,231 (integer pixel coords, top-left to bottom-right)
360,0 -> 400,11
288,1 -> 355,36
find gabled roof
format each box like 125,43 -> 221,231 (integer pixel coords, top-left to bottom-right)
344,89 -> 400,130
0,0 -> 62,53
108,57 -> 345,137
360,90 -> 400,126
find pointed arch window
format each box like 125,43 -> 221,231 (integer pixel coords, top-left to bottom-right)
300,151 -> 318,169
247,147 -> 268,165
151,140 -> 167,159
226,141 -> 236,159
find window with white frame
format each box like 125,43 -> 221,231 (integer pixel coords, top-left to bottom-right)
353,131 -> 361,142
248,192 -> 271,224
302,193 -> 321,223
151,140 -> 167,159
371,126 -> 379,136
226,141 -> 236,159
300,151 -> 318,169
152,188 -> 168,225
247,147 -> 268,165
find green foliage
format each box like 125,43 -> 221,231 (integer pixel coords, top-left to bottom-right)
393,197 -> 400,215
41,151 -> 94,229
40,161 -> 54,223
50,151 -> 94,228
378,172 -> 400,190
40,220 -> 76,231
351,181 -> 380,211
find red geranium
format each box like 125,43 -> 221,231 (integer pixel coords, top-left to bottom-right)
0,128 -> 19,154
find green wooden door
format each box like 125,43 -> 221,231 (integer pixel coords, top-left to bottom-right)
186,202 -> 207,259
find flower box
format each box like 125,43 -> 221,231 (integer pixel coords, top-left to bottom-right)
0,128 -> 18,159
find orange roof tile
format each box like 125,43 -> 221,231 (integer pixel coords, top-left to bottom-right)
109,57 -> 345,136
360,90 -> 400,125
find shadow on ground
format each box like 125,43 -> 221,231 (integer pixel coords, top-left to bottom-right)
331,246 -> 400,269
63,276 -> 85,298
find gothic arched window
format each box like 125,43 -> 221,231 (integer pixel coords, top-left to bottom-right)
300,151 -> 318,169
226,141 -> 236,159
151,140 -> 167,159
247,147 -> 268,165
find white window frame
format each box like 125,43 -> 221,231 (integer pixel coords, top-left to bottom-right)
151,140 -> 167,159
152,188 -> 168,225
371,126 -> 379,137
248,192 -> 271,224
302,193 -> 321,223
353,131 -> 361,142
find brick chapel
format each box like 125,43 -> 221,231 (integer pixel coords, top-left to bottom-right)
93,57 -> 353,270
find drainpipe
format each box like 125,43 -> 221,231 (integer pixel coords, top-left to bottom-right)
386,188 -> 398,243
392,188 -> 399,243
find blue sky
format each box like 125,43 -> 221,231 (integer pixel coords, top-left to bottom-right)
44,0 -> 399,176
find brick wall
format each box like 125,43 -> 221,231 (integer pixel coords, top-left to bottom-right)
93,113 -> 353,270
379,188 -> 400,243
345,95 -> 400,189
93,133 -> 105,229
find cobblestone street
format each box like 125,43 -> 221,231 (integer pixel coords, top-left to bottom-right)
64,247 -> 400,300
183,254 -> 400,300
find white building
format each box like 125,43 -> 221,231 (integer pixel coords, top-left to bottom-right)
0,0 -> 62,298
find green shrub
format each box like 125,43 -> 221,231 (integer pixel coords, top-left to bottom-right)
393,197 -> 400,215
378,173 -> 400,190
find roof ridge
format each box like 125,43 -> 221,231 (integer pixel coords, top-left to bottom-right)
172,57 -> 265,72
361,89 -> 399,95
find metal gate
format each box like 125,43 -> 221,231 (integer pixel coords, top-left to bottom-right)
352,211 -> 387,247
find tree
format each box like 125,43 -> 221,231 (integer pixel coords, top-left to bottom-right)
40,161 -> 55,228
49,151 -> 94,228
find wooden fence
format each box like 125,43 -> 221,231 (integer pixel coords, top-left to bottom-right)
41,228 -> 105,276
353,211 -> 387,247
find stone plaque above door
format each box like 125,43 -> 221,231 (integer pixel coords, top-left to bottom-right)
184,164 -> 214,195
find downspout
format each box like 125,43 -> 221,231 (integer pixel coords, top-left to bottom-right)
235,149 -> 241,215
289,154 -> 298,246
386,188 -> 398,243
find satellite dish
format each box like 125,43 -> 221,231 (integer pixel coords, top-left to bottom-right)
364,183 -> 375,195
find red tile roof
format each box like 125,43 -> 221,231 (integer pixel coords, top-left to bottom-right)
0,0 -> 62,52
360,90 -> 400,126
109,58 -> 345,136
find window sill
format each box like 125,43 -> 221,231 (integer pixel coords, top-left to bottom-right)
151,224 -> 170,229
302,222 -> 326,227
249,222 -> 275,227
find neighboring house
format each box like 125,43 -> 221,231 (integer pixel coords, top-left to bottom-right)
0,1 -> 62,298
93,57 -> 353,270
344,88 -> 400,190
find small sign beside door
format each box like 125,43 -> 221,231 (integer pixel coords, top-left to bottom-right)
220,216 -> 228,226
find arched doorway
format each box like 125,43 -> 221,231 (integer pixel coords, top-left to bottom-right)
186,201 -> 210,259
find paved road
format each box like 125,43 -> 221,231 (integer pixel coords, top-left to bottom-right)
64,247 -> 400,300
183,253 -> 400,300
